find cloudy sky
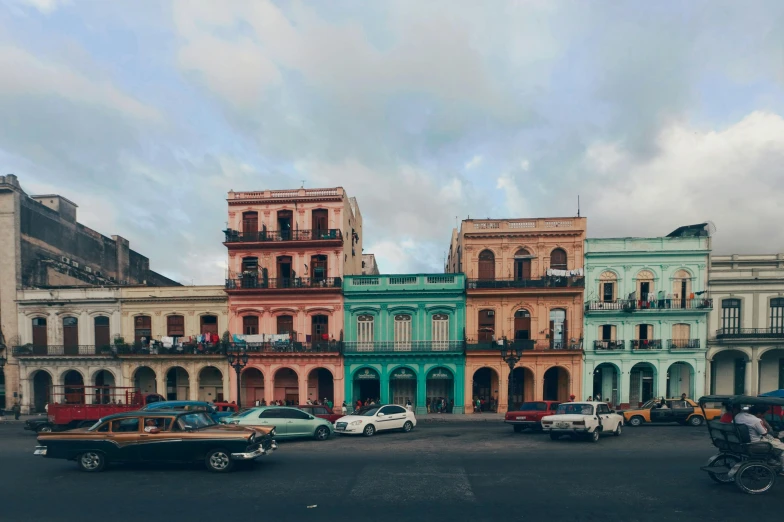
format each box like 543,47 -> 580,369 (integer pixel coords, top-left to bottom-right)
1,1 -> 783,284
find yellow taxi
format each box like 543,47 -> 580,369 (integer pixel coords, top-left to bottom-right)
620,398 -> 721,427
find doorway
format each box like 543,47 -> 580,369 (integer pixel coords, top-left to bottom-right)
277,210 -> 293,240
277,256 -> 293,286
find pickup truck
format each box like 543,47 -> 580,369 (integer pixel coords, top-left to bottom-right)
504,401 -> 561,432
298,404 -> 343,423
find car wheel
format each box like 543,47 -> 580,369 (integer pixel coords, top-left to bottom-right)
549,432 -> 560,441
403,421 -> 414,433
734,462 -> 776,495
314,426 -> 330,441
77,451 -> 106,472
36,425 -> 53,433
363,424 -> 376,437
513,425 -> 524,433
629,416 -> 644,427
589,429 -> 600,443
613,423 -> 622,437
205,449 -> 234,473
689,415 -> 704,427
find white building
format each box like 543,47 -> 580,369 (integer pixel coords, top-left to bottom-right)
707,254 -> 784,395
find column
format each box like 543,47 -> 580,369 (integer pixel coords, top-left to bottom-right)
156,372 -> 166,398
657,363 -> 668,400
465,365 -> 474,414
454,363 -> 465,414
298,374 -> 308,405
498,365 -> 510,412
188,371 -> 199,402
222,369 -> 231,404
344,366 -> 353,407
20,372 -> 31,414
745,354 -> 754,396
379,365 -> 390,405
694,359 -> 706,400
415,366 -> 427,415
705,359 -> 712,396
619,364 -> 631,408
264,369 -> 274,405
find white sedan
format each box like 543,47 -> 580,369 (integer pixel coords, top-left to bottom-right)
334,404 -> 417,436
541,402 -> 623,442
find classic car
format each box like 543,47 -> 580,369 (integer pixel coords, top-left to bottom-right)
620,398 -> 721,427
221,406 -> 333,441
140,400 -> 237,422
334,405 -> 416,437
34,410 -> 277,473
298,404 -> 343,423
504,401 -> 561,432
541,402 -> 623,442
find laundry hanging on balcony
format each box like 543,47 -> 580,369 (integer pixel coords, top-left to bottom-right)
547,268 -> 583,277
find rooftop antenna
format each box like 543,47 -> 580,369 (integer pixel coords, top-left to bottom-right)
300,179 -> 306,188
577,195 -> 581,218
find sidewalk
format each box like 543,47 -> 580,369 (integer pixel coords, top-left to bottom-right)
420,413 -> 504,423
0,414 -> 42,424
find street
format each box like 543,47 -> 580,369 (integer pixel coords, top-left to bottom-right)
0,420 -> 780,522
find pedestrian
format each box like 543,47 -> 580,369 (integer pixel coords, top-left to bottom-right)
341,402 -> 348,415
405,398 -> 413,412
680,393 -> 687,401
475,397 -> 481,413
254,399 -> 260,407
325,398 -> 332,409
261,398 -> 266,406
12,401 -> 21,420
569,395 -> 576,402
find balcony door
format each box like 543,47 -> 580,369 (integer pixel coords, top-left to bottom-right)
277,315 -> 294,335
550,248 -> 567,271
242,211 -> 258,235
514,310 -> 531,340
94,316 -> 110,349
721,299 -> 741,334
478,250 -> 495,280
478,310 -> 495,342
243,316 -> 259,335
311,315 -> 328,343
549,309 -> 567,349
63,317 -> 79,355
200,315 -> 218,336
32,317 -> 47,354
134,316 -> 151,344
312,209 -> 328,237
771,298 -> 784,333
277,256 -> 293,286
514,249 -> 531,280
277,210 -> 293,240
310,255 -> 327,282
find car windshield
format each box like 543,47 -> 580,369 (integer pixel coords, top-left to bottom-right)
177,412 -> 217,429
87,419 -> 105,431
517,402 -> 546,411
640,399 -> 660,410
556,404 -> 594,415
354,406 -> 381,416
229,408 -> 257,418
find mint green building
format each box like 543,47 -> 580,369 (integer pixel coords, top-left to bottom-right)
583,225 -> 713,408
343,274 -> 466,414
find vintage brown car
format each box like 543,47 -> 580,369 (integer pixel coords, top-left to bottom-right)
34,410 -> 277,473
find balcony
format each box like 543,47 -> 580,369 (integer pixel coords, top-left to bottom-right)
234,341 -> 342,354
223,228 -> 342,247
12,345 -> 112,357
593,340 -> 626,351
466,339 -> 582,351
343,341 -> 465,354
467,277 -> 584,290
715,328 -> 784,340
668,339 -> 702,350
585,298 -> 713,312
225,276 -> 341,293
12,344 -> 228,357
630,339 -> 663,350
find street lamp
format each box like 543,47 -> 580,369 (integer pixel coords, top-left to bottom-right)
500,337 -> 524,411
227,345 -> 249,409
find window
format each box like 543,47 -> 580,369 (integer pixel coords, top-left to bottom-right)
432,314 -> 449,349
242,211 -> 258,234
600,325 -> 615,341
167,315 -> 185,337
312,209 -> 328,235
32,317 -> 47,348
550,248 -> 567,270
277,210 -> 293,239
357,315 -> 374,350
111,418 -> 140,433
514,249 -> 532,280
771,298 -> 784,332
478,310 -> 495,342
597,404 -> 610,414
394,314 -> 412,350
143,417 -> 173,431
478,250 -> 495,280
94,316 -> 110,348
314,407 -> 328,415
200,315 -> 218,336
281,409 -> 311,420
383,405 -> 407,414
514,310 -> 531,340
636,270 -> 655,300
637,324 -> 652,340
311,315 -> 329,342
672,270 -> 692,308
671,323 -> 691,347
259,409 -> 282,419
599,271 -> 617,302
134,315 -> 151,344
310,255 -> 328,282
63,317 -> 78,350
721,299 -> 741,334
549,309 -> 567,349
241,257 -> 259,273
277,315 -> 294,335
243,316 -> 259,335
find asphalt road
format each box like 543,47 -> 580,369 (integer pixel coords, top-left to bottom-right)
1,421 -> 781,522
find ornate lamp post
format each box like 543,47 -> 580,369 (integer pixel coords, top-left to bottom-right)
500,337 -> 524,411
227,345 -> 249,409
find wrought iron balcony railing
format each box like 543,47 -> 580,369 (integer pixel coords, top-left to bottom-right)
343,341 -> 465,354
467,277 -> 584,289
668,339 -> 701,350
224,229 -> 342,243
225,276 -> 341,290
630,339 -> 663,350
716,328 -> 784,340
593,340 -> 626,350
12,345 -> 110,356
13,342 -> 342,357
586,298 -> 713,311
465,339 -> 582,351
234,341 -> 342,354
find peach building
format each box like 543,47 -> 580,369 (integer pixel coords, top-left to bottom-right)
223,187 -> 364,407
446,217 -> 586,412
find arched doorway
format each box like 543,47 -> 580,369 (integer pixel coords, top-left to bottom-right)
242,368 -> 265,405
93,370 -> 115,405
307,368 -> 334,405
133,366 -> 157,395
759,349 -> 784,394
32,370 -> 52,413
352,367 -> 380,406
514,249 -> 532,280
62,370 -> 85,404
472,368 -> 499,412
426,367 -> 454,413
389,367 -> 417,406
710,349 -> 748,395
198,367 -> 224,402
543,366 -> 570,401
510,367 -> 534,410
630,362 -> 657,406
273,367 -> 299,405
165,367 -> 190,400
592,363 -> 620,407
667,361 -> 694,398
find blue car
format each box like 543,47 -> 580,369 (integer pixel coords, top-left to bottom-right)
140,401 -> 237,422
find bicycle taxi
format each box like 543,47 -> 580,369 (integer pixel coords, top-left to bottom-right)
698,395 -> 784,494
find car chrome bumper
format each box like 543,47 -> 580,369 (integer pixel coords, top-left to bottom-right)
504,420 -> 539,426
34,446 -> 47,456
542,427 -> 590,433
231,440 -> 277,460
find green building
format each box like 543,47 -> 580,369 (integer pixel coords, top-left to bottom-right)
343,274 -> 466,414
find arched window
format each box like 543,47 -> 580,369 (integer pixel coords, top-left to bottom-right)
514,310 -> 531,340
636,269 -> 655,300
167,315 -> 185,338
94,316 -> 110,349
721,299 -> 741,334
599,271 -> 617,302
32,317 -> 47,349
549,309 -> 567,349
242,316 -> 258,335
514,249 -> 532,280
550,248 -> 567,271
134,315 -> 151,345
357,315 -> 374,350
478,250 -> 495,280
672,269 -> 692,308
63,317 -> 79,352
771,298 -> 784,332
432,314 -> 449,349
394,314 -> 412,350
478,310 -> 495,342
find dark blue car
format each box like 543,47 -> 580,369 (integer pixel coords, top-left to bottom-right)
140,401 -> 236,422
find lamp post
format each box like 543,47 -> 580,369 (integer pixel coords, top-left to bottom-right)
500,337 -> 524,411
227,345 -> 249,409
0,347 -> 6,415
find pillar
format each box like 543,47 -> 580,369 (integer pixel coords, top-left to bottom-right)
657,364 -> 668,399
744,358 -> 753,396
705,359 -> 712,396
533,366 -> 543,401
750,350 -> 760,396
222,369 -> 231,404
298,374 -> 308,405
465,365 -> 474,413
499,365 -> 510,411
264,370 -> 275,405
189,371 -> 199,402
379,366 -> 390,405
415,367 -> 427,415
619,364 -> 631,407
155,372 -> 166,398
694,360 -> 705,399
453,364 -> 465,414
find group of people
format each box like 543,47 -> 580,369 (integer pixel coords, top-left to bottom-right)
473,396 -> 497,413
427,397 -> 453,413
720,402 -> 784,470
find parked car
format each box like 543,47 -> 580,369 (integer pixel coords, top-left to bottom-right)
298,404 -> 342,423
140,401 -> 236,422
334,405 -> 416,437
221,406 -> 333,441
620,398 -> 720,427
504,401 -> 561,432
541,402 -> 623,442
34,410 -> 276,473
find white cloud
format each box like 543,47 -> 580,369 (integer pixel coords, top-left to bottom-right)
9,0 -> 69,14
520,159 -> 530,171
465,155 -> 483,170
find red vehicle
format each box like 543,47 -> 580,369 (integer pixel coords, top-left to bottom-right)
26,385 -> 164,433
504,401 -> 561,432
298,404 -> 342,423
213,402 -> 240,413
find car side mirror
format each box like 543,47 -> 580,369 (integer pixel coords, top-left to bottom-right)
183,425 -> 194,431
377,413 -> 385,417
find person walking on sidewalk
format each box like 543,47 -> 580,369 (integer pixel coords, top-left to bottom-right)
12,402 -> 21,420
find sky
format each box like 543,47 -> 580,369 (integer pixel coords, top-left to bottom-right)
1,0 -> 783,284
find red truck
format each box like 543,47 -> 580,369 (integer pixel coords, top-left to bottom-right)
504,401 -> 561,432
298,404 -> 343,423
24,385 -> 164,433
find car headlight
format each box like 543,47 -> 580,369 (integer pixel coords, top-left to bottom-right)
270,428 -> 276,437
249,433 -> 256,444
350,420 -> 363,426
